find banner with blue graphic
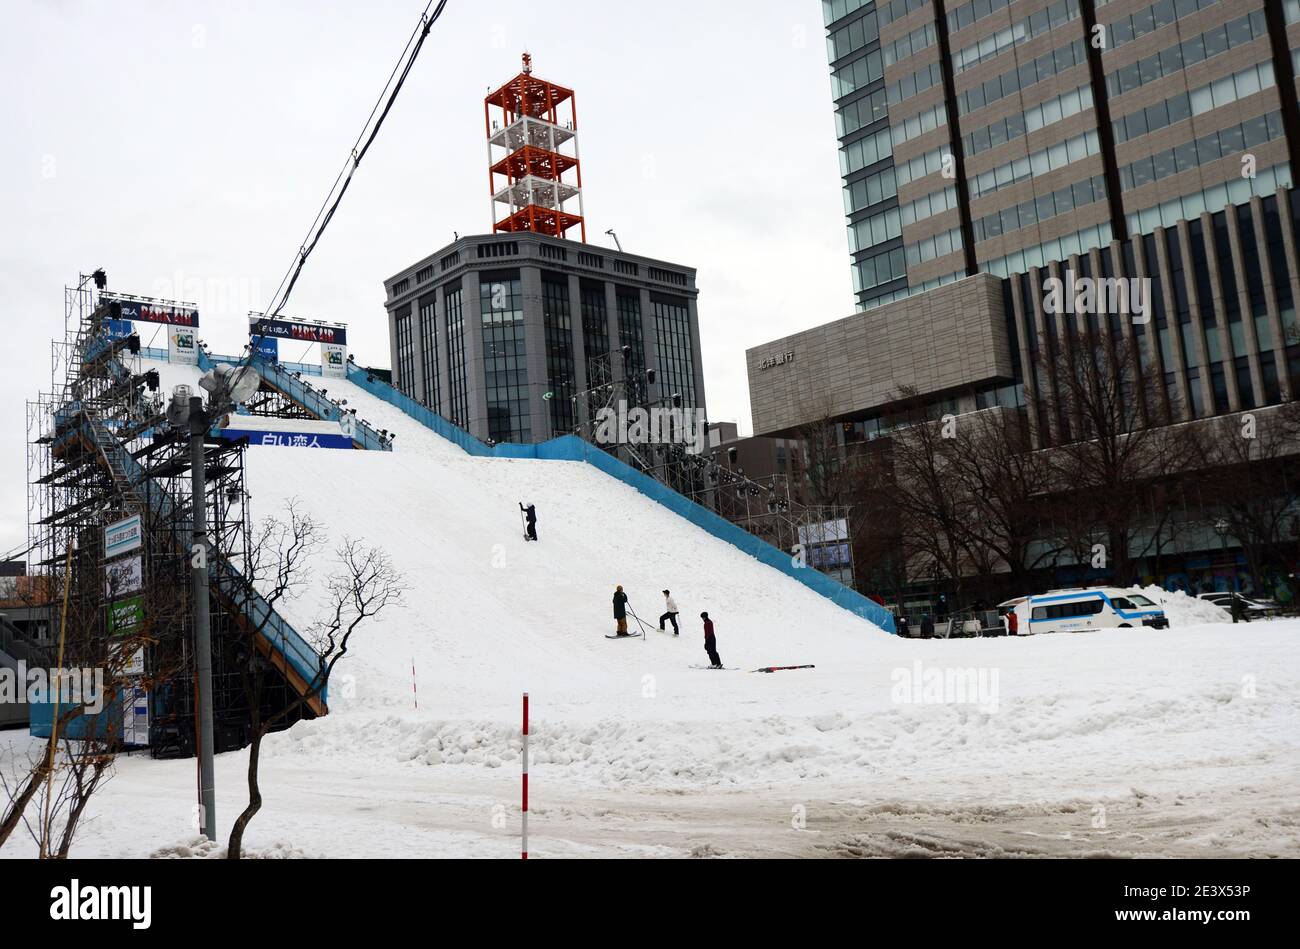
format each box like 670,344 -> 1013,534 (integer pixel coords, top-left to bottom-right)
219,427 -> 354,449
254,336 -> 279,360
103,318 -> 135,342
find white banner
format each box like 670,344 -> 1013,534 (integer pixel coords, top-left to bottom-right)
123,685 -> 150,746
104,514 -> 142,559
168,326 -> 198,365
321,343 -> 347,378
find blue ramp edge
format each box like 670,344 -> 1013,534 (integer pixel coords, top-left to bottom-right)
198,351 -> 390,452
345,364 -> 896,633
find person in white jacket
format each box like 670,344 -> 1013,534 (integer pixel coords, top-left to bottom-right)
659,590 -> 680,635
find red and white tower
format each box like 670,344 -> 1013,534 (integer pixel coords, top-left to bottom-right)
485,53 -> 585,242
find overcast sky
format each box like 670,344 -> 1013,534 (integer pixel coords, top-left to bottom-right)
0,0 -> 855,555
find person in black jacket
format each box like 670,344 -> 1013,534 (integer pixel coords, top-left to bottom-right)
613,585 -> 629,635
700,611 -> 722,668
920,612 -> 935,639
519,501 -> 537,541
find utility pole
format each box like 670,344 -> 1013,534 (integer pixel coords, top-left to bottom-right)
188,396 -> 217,841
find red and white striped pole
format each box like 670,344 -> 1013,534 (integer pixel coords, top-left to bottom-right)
521,691 -> 529,860
411,659 -> 418,710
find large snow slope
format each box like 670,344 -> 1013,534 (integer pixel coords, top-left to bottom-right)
248,369 -> 892,708
142,354 -> 894,707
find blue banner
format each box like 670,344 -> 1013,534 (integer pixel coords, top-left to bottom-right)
218,428 -> 354,449
254,336 -> 279,360
104,318 -> 135,342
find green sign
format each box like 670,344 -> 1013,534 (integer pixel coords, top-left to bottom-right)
108,595 -> 144,637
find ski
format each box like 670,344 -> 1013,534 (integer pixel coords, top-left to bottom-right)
687,664 -> 739,670
605,632 -> 642,640
751,664 -> 816,673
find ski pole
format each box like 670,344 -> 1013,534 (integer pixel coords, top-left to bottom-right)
627,604 -> 650,643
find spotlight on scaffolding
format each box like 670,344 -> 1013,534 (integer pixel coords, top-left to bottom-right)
198,363 -> 260,412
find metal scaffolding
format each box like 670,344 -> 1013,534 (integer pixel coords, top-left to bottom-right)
25,274 -> 312,758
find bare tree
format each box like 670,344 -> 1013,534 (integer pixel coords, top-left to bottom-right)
1196,408 -> 1299,597
1,542 -> 186,857
224,511 -> 403,859
1036,330 -> 1197,585
946,407 -> 1055,599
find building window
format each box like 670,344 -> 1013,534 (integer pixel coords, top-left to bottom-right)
648,267 -> 688,286
581,284 -> 610,376
617,291 -> 647,405
395,305 -> 414,395
652,296 -> 697,409
477,241 -> 519,259
418,294 -> 440,414
542,276 -> 575,434
480,273 -> 530,442
445,287 -> 468,428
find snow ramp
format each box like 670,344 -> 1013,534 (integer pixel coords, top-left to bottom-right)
188,355 -> 897,714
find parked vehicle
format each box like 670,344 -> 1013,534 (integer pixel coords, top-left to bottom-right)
1195,591 -> 1281,618
1009,587 -> 1169,634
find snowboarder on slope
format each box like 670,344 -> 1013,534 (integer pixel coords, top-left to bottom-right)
613,585 -> 629,636
659,590 -> 680,634
700,611 -> 722,668
519,502 -> 538,541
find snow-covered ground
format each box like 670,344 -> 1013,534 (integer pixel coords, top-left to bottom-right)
3,361 -> 1296,858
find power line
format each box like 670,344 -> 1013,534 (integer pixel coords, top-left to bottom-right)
262,0 -> 451,324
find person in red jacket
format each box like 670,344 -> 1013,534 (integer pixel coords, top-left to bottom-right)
700,611 -> 722,669
1006,606 -> 1019,636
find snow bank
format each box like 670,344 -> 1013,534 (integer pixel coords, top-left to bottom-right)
1138,585 -> 1232,626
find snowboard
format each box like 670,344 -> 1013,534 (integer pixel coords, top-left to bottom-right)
605,632 -> 643,639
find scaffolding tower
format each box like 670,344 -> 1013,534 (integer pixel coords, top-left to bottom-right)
26,274 -> 314,758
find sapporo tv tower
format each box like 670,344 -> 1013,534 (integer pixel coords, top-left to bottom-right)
485,53 -> 586,242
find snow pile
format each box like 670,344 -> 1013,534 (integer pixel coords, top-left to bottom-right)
1138,585 -> 1231,626
150,838 -> 308,859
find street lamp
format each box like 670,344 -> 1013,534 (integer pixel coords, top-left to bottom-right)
167,362 -> 260,841
1212,517 -> 1237,624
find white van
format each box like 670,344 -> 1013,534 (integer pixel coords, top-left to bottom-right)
1011,588 -> 1169,634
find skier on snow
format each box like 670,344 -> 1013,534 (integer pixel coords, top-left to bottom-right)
659,589 -> 680,635
519,501 -> 537,541
700,611 -> 722,668
613,585 -> 629,636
